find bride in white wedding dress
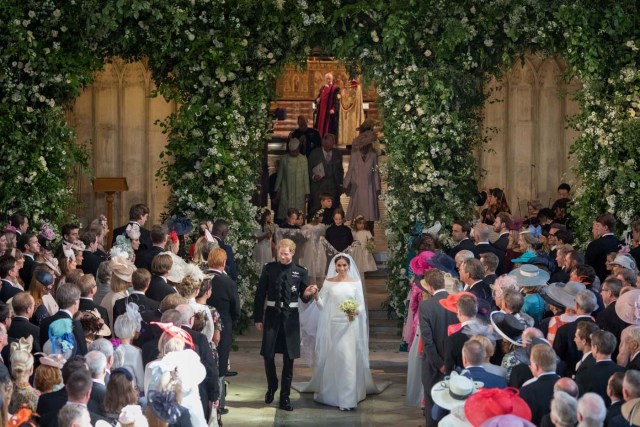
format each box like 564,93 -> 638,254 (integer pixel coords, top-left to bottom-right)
295,253 -> 389,410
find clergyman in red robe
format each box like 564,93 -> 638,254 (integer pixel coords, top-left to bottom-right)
314,72 -> 340,140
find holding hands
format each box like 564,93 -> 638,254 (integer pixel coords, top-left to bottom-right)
304,284 -> 319,298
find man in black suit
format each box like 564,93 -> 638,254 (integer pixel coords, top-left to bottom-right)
85,351 -> 108,416
448,220 -> 477,259
479,252 -> 499,286
606,372 -> 625,426
112,203 -> 152,251
212,219 -> 238,282
597,277 -> 629,350
553,289 -> 598,377
47,369 -> 110,427
492,212 -> 511,253
307,133 -> 344,216
253,239 -> 316,411
418,270 -> 458,427
177,304 -> 220,420
459,258 -> 493,317
473,223 -> 505,275
624,326 -> 640,370
8,292 -> 42,353
146,253 -> 177,302
78,274 -> 110,329
444,293 -> 482,374
80,231 -> 103,278
39,283 -> 88,355
37,355 -> 86,418
17,232 -> 39,287
585,213 -> 621,282
9,212 -> 29,236
574,321 -> 599,376
206,248 -> 241,413
54,223 -> 81,259
113,268 -> 158,326
576,330 -> 625,405
608,370 -> 640,427
134,224 -> 168,271
519,344 -> 560,426
0,255 -> 23,302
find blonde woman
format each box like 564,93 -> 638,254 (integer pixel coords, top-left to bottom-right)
9,337 -> 39,412
100,255 -> 136,326
146,370 -> 192,427
176,265 -> 214,343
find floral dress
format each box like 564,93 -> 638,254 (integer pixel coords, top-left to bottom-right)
10,383 -> 40,413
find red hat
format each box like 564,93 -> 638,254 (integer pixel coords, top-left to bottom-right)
439,292 -> 476,313
409,251 -> 436,276
464,388 -> 532,427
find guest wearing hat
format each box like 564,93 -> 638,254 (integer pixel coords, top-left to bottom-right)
542,281 -> 585,345
464,387 -> 533,427
419,269 -> 459,427
344,118 -> 381,226
553,289 -> 598,377
274,138 -> 309,222
430,371 -> 481,426
100,255 -> 136,326
519,344 -> 560,425
406,251 -> 436,351
510,264 -> 549,325
38,283 -> 88,355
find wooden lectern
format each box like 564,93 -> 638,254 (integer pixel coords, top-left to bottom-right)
93,177 -> 128,250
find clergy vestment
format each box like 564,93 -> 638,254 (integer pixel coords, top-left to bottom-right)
275,154 -> 309,221
314,84 -> 340,138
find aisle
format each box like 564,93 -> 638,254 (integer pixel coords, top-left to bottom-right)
224,270 -> 424,426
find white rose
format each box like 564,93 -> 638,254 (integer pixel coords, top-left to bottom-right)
404,104 -> 411,112
424,49 -> 432,57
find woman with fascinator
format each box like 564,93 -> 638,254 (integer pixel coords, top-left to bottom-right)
295,253 -> 389,410
146,370 -> 192,427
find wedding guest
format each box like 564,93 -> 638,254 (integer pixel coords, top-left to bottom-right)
17,233 -> 40,286
0,255 -> 23,302
576,393 -> 606,427
112,203 -> 152,251
308,133 -> 344,215
211,219 -> 238,283
586,213 -> 620,282
28,269 -> 57,326
9,338 -> 39,412
274,139 -> 309,223
34,355 -> 64,394
38,283 -> 88,355
606,372 -> 625,425
113,268 -> 158,325
100,255 -> 135,326
480,252 -> 499,286
9,212 -> 28,236
93,261 -> 112,307
80,231 -> 103,278
575,330 -> 624,405
290,115 -> 321,156
597,276 -> 629,349
113,305 -> 144,392
344,119 -> 381,229
519,344 -> 560,425
147,253 -> 176,302
135,224 -> 168,271
473,223 -> 505,275
492,212 -> 512,252
146,370 -> 192,426
8,292 -> 42,353
103,368 -> 139,423
550,391 -> 577,427
78,274 -> 110,328
481,188 -> 511,225
88,214 -> 109,257
85,350 -> 107,416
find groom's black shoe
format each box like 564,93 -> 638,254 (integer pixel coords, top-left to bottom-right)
279,398 -> 293,411
265,389 -> 276,404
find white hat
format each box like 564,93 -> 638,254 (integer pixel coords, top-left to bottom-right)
610,254 -> 637,271
431,371 -> 483,410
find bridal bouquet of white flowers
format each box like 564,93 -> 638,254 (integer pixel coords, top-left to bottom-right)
339,299 -> 359,321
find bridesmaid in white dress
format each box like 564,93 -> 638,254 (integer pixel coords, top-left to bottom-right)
295,254 -> 389,410
253,209 -> 274,274
299,209 -> 328,285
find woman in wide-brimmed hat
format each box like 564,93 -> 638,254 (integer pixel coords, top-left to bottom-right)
542,281 -> 585,345
431,371 -> 483,426
100,254 -> 136,326
510,264 -> 549,324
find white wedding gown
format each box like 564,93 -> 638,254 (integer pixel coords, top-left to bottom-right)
295,275 -> 389,408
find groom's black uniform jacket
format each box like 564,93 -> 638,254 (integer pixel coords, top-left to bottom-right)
254,261 -> 311,359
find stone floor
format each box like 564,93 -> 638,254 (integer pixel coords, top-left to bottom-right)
222,274 -> 425,426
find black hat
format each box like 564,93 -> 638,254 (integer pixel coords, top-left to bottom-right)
490,311 -> 526,346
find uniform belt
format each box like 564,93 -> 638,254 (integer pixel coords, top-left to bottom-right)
266,301 -> 299,308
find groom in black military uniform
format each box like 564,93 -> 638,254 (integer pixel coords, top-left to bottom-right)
254,238 -> 318,411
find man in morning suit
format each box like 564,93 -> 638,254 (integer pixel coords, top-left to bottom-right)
308,133 -> 344,216
17,232 -> 40,287
473,223 -> 505,275
8,292 -> 42,353
462,339 -> 508,388
254,238 -> 317,411
519,344 -> 560,426
418,270 -> 458,427
605,372 -> 625,426
112,203 -> 152,251
492,212 -> 512,253
0,255 -> 23,303
459,258 -> 493,317
77,274 -> 110,328
113,268 -> 158,326
585,213 -> 621,282
134,224 -> 168,271
575,330 -> 625,405
39,283 -> 88,355
85,351 -> 108,416
212,219 -> 238,282
624,326 -> 640,371
448,220 -> 477,259
553,289 -> 598,377
80,231 -> 103,278
146,252 -> 177,303
596,277 -> 629,350
444,293 -> 481,374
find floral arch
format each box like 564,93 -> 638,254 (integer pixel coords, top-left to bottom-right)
1,0 -> 638,326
